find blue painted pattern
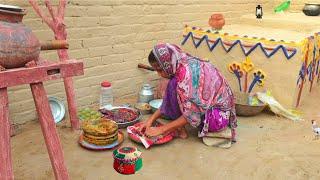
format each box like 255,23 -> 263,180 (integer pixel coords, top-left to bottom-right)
181,32 -> 297,60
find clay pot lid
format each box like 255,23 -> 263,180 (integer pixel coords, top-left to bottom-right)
0,4 -> 26,15
113,146 -> 142,161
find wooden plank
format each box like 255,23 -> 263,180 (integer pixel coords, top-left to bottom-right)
0,60 -> 83,88
0,88 -> 14,180
30,83 -> 69,180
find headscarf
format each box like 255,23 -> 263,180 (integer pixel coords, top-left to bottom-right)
152,43 -> 237,133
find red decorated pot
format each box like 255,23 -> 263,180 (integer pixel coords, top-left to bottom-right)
208,13 -> 225,30
0,5 -> 40,69
113,146 -> 142,175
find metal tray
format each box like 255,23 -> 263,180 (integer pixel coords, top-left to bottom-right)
99,106 -> 142,128
48,96 -> 65,123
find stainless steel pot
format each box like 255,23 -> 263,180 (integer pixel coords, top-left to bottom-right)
138,84 -> 154,103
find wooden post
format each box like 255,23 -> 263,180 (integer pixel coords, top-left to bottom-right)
0,88 -> 14,180
29,0 -> 80,130
296,43 -> 309,108
57,46 -> 79,130
62,77 -> 79,129
30,83 -> 69,180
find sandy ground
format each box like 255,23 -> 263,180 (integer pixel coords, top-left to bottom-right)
11,87 -> 320,180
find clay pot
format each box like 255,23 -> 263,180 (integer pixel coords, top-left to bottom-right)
0,5 -> 40,69
208,13 -> 225,30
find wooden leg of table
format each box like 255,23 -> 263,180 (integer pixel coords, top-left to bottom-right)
30,83 -> 69,180
0,88 -> 14,180
63,77 -> 80,130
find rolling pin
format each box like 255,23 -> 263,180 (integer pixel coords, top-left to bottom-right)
138,63 -> 155,71
40,40 -> 69,50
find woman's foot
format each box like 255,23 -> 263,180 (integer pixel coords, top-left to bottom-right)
177,127 -> 188,139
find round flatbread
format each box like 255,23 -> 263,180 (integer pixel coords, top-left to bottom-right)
83,135 -> 118,146
82,118 -> 118,136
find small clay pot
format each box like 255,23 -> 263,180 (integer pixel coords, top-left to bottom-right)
208,13 -> 225,30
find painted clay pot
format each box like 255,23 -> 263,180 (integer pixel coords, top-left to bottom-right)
208,13 -> 225,30
113,146 -> 142,175
0,5 -> 40,69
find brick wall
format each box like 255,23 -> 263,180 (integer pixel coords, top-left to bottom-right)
4,0 -> 272,124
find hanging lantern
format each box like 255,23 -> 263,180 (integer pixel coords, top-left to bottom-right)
256,5 -> 263,19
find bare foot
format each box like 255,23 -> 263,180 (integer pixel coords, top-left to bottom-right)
177,127 -> 188,139
0,65 -> 5,71
25,60 -> 37,68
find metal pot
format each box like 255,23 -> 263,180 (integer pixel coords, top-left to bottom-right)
0,4 -> 40,69
303,3 -> 320,16
138,84 -> 154,103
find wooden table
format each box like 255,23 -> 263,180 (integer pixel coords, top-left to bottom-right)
0,60 -> 83,180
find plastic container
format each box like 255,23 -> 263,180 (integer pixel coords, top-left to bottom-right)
100,81 -> 113,109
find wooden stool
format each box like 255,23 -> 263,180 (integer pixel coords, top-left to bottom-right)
0,60 -> 83,180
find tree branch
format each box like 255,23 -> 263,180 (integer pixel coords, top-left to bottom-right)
58,0 -> 67,20
29,0 -> 54,30
44,0 -> 57,23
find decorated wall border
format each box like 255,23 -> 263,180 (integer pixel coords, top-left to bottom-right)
181,26 -> 299,60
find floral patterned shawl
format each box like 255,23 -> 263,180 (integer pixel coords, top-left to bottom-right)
152,43 -> 237,131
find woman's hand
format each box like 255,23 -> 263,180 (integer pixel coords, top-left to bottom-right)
145,127 -> 164,137
138,109 -> 162,133
137,121 -> 151,134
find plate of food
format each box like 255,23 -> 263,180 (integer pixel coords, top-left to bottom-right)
79,131 -> 124,151
79,118 -> 124,151
99,106 -> 142,128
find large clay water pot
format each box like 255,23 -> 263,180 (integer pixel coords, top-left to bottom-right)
208,13 -> 225,30
0,5 -> 40,69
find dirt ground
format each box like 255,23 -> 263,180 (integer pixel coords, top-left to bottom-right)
11,87 -> 320,180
